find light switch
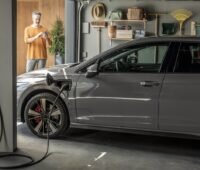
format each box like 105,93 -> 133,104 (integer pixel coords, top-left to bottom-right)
82,22 -> 90,34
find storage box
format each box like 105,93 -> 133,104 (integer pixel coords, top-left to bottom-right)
127,7 -> 144,20
116,30 -> 133,39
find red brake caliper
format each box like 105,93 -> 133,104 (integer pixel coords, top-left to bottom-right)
34,104 -> 42,123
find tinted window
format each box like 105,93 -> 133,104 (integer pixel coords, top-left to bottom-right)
174,43 -> 200,73
99,44 -> 169,73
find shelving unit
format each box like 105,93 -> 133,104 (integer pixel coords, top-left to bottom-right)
106,19 -> 147,46
108,19 -> 147,28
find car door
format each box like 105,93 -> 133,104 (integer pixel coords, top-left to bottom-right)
159,42 -> 200,134
75,43 -> 170,130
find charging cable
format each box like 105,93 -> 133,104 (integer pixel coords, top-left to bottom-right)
0,83 -> 69,169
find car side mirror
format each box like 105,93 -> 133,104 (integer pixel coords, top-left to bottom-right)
86,63 -> 99,78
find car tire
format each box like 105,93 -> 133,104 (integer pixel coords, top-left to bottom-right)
24,93 -> 69,138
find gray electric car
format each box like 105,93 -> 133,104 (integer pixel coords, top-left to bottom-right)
17,37 -> 200,138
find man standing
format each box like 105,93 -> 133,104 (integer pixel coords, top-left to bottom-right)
24,11 -> 51,72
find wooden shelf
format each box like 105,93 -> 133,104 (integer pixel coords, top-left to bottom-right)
106,19 -> 147,23
110,38 -> 134,41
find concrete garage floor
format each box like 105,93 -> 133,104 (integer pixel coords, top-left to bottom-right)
1,124 -> 200,170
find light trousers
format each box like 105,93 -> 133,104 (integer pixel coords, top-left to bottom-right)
26,59 -> 46,72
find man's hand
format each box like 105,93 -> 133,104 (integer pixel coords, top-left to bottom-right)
25,31 -> 50,44
36,32 -> 44,39
42,32 -> 52,45
41,32 -> 48,40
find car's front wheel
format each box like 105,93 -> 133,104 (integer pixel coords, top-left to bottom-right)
24,93 -> 69,138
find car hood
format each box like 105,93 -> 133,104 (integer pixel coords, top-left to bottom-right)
17,63 -> 76,85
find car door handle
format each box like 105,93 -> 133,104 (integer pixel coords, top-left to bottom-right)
140,81 -> 160,87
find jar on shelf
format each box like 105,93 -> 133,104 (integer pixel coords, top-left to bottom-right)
108,25 -> 117,39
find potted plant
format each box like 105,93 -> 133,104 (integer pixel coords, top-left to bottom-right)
49,18 -> 65,65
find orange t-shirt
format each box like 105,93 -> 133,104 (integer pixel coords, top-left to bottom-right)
24,25 -> 48,60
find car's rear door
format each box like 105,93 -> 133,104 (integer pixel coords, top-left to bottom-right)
75,42 -> 170,130
159,42 -> 200,134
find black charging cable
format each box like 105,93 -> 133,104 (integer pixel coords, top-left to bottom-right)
0,84 -> 69,169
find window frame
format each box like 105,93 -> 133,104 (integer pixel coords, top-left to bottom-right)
172,42 -> 200,74
99,44 -> 169,73
78,42 -> 171,74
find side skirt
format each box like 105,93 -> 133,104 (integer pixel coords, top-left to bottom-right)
70,122 -> 200,140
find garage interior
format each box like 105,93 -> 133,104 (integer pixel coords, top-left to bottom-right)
1,0 -> 200,169
80,0 -> 200,60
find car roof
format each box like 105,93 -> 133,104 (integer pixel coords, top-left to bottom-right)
110,36 -> 200,54
127,36 -> 200,44
107,36 -> 200,54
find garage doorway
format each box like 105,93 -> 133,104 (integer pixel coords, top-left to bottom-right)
17,0 -> 65,75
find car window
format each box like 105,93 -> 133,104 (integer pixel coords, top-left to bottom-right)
99,44 -> 169,73
174,43 -> 200,73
